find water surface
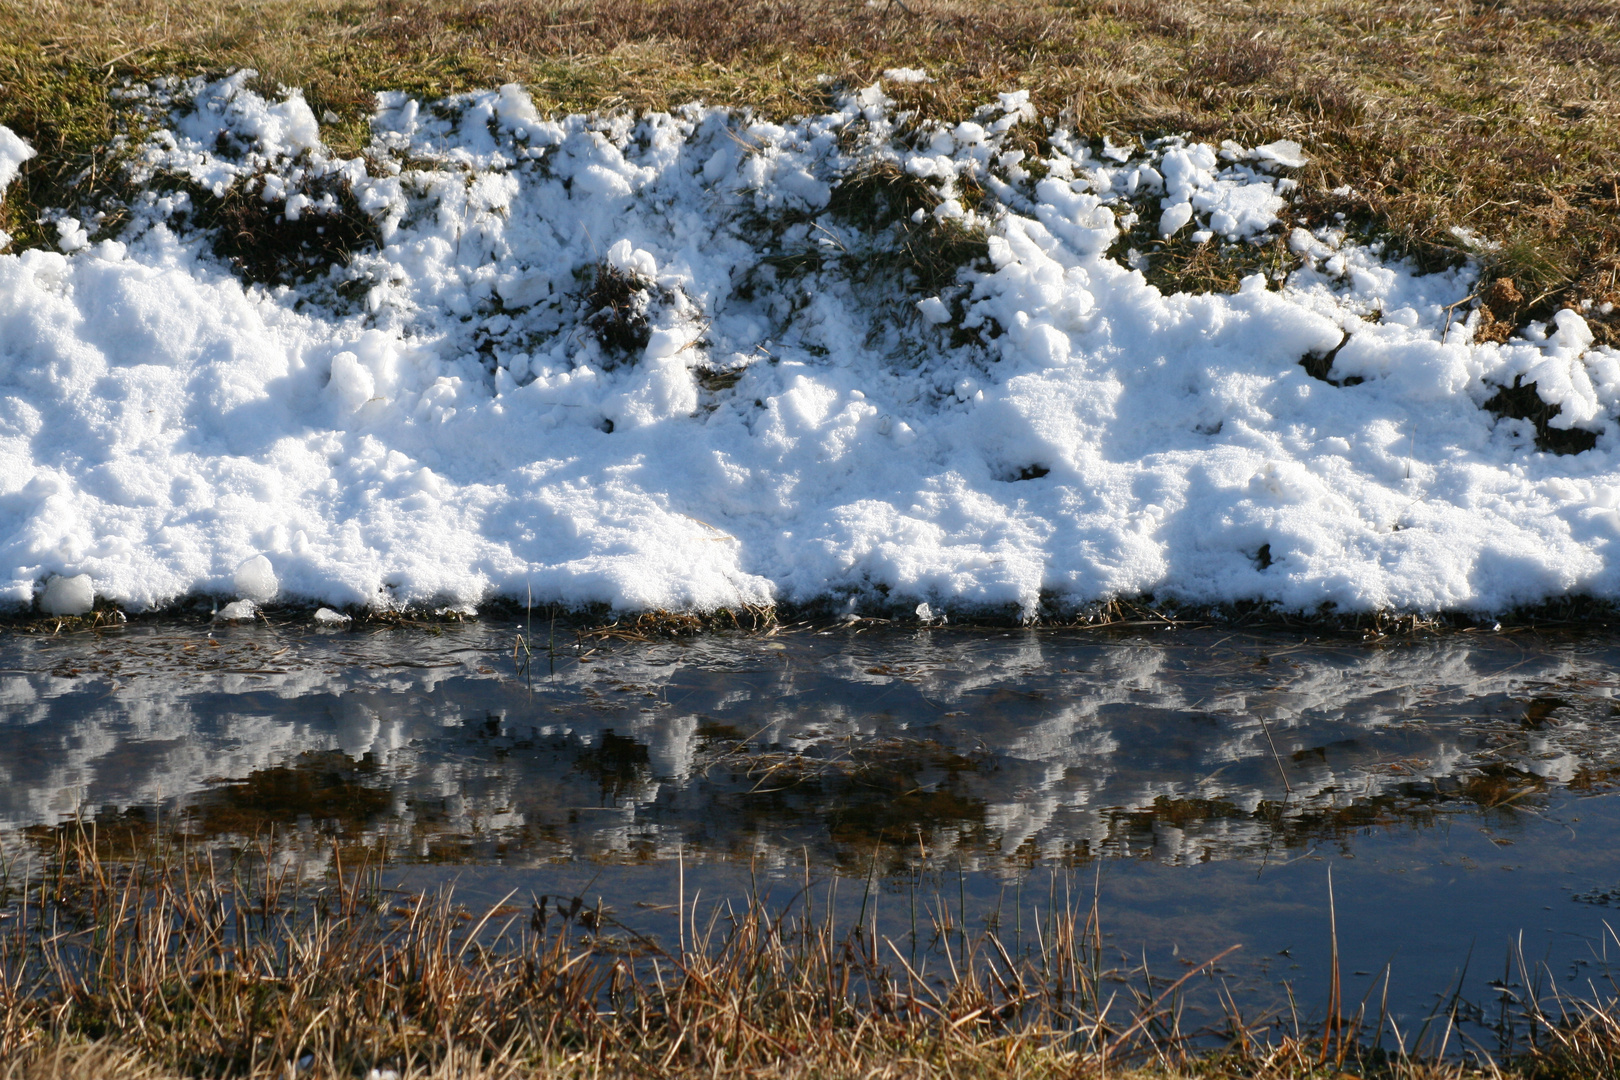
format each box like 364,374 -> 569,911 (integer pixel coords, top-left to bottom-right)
4,619 -> 1619,1051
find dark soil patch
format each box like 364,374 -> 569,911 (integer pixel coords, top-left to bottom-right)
201,175 -> 378,285
1298,331 -> 1363,386
1474,277 -> 1526,345
1482,376 -> 1599,455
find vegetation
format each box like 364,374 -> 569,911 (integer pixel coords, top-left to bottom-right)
0,0 -> 1617,335
2,824 -> 1618,1079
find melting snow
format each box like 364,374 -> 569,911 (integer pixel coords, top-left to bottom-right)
0,73 -> 1617,618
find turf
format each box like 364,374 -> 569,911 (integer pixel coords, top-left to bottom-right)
0,0 -> 1617,337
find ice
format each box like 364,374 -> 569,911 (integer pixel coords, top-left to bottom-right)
233,554 -> 279,602
1251,140 -> 1308,169
0,77 -> 1618,618
313,607 -> 352,625
214,599 -> 257,621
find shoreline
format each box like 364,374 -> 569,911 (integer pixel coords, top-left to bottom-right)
8,593 -> 1620,640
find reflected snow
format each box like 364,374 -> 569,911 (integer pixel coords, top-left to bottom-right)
3,622 -> 1617,871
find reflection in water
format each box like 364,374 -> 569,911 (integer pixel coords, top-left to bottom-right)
1,623 -> 1617,868
5,622 -> 1620,1035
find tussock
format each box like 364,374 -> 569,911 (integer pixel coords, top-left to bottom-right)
582,261 -> 655,360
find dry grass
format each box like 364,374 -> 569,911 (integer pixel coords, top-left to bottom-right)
1,825 -> 1617,1079
0,0 -> 1618,334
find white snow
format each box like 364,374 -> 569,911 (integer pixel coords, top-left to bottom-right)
233,554 -> 279,601
40,574 -> 94,616
0,126 -> 33,198
0,124 -> 35,251
1,76 -> 1618,618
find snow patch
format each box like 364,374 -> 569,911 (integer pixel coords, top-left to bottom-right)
0,125 -> 34,250
0,126 -> 34,199
0,77 -> 1616,618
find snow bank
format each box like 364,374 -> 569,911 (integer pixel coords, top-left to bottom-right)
1,76 -> 1618,617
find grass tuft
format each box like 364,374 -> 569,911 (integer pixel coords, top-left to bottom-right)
204,175 -> 379,285
582,261 -> 655,361
2,825 -> 1618,1078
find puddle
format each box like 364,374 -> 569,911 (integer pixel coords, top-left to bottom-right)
4,621 -> 1620,1048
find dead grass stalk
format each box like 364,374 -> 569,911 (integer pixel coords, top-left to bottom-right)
1,826 -> 1617,1078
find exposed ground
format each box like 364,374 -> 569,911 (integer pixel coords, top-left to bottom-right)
2,0 -> 1618,336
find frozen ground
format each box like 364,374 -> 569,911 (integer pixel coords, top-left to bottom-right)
1,73 -> 1618,619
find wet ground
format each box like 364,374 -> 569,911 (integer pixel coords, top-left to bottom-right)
4,618 -> 1620,1053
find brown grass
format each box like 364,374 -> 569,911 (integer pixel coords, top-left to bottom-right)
1,824 -> 1618,1079
0,0 -> 1617,334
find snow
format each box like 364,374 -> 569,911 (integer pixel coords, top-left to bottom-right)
0,77 -> 1618,619
0,125 -> 34,251
233,554 -> 279,602
40,574 -> 94,616
0,126 -> 33,197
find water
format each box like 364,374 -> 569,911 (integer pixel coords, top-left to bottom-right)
4,619 -> 1620,1052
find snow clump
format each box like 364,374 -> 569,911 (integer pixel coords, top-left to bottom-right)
0,75 -> 1616,619
233,554 -> 279,602
40,574 -> 95,616
0,124 -> 36,249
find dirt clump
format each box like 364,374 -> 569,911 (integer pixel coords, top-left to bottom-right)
1475,276 -> 1526,344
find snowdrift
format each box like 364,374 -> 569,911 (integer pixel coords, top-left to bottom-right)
1,74 -> 1618,619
